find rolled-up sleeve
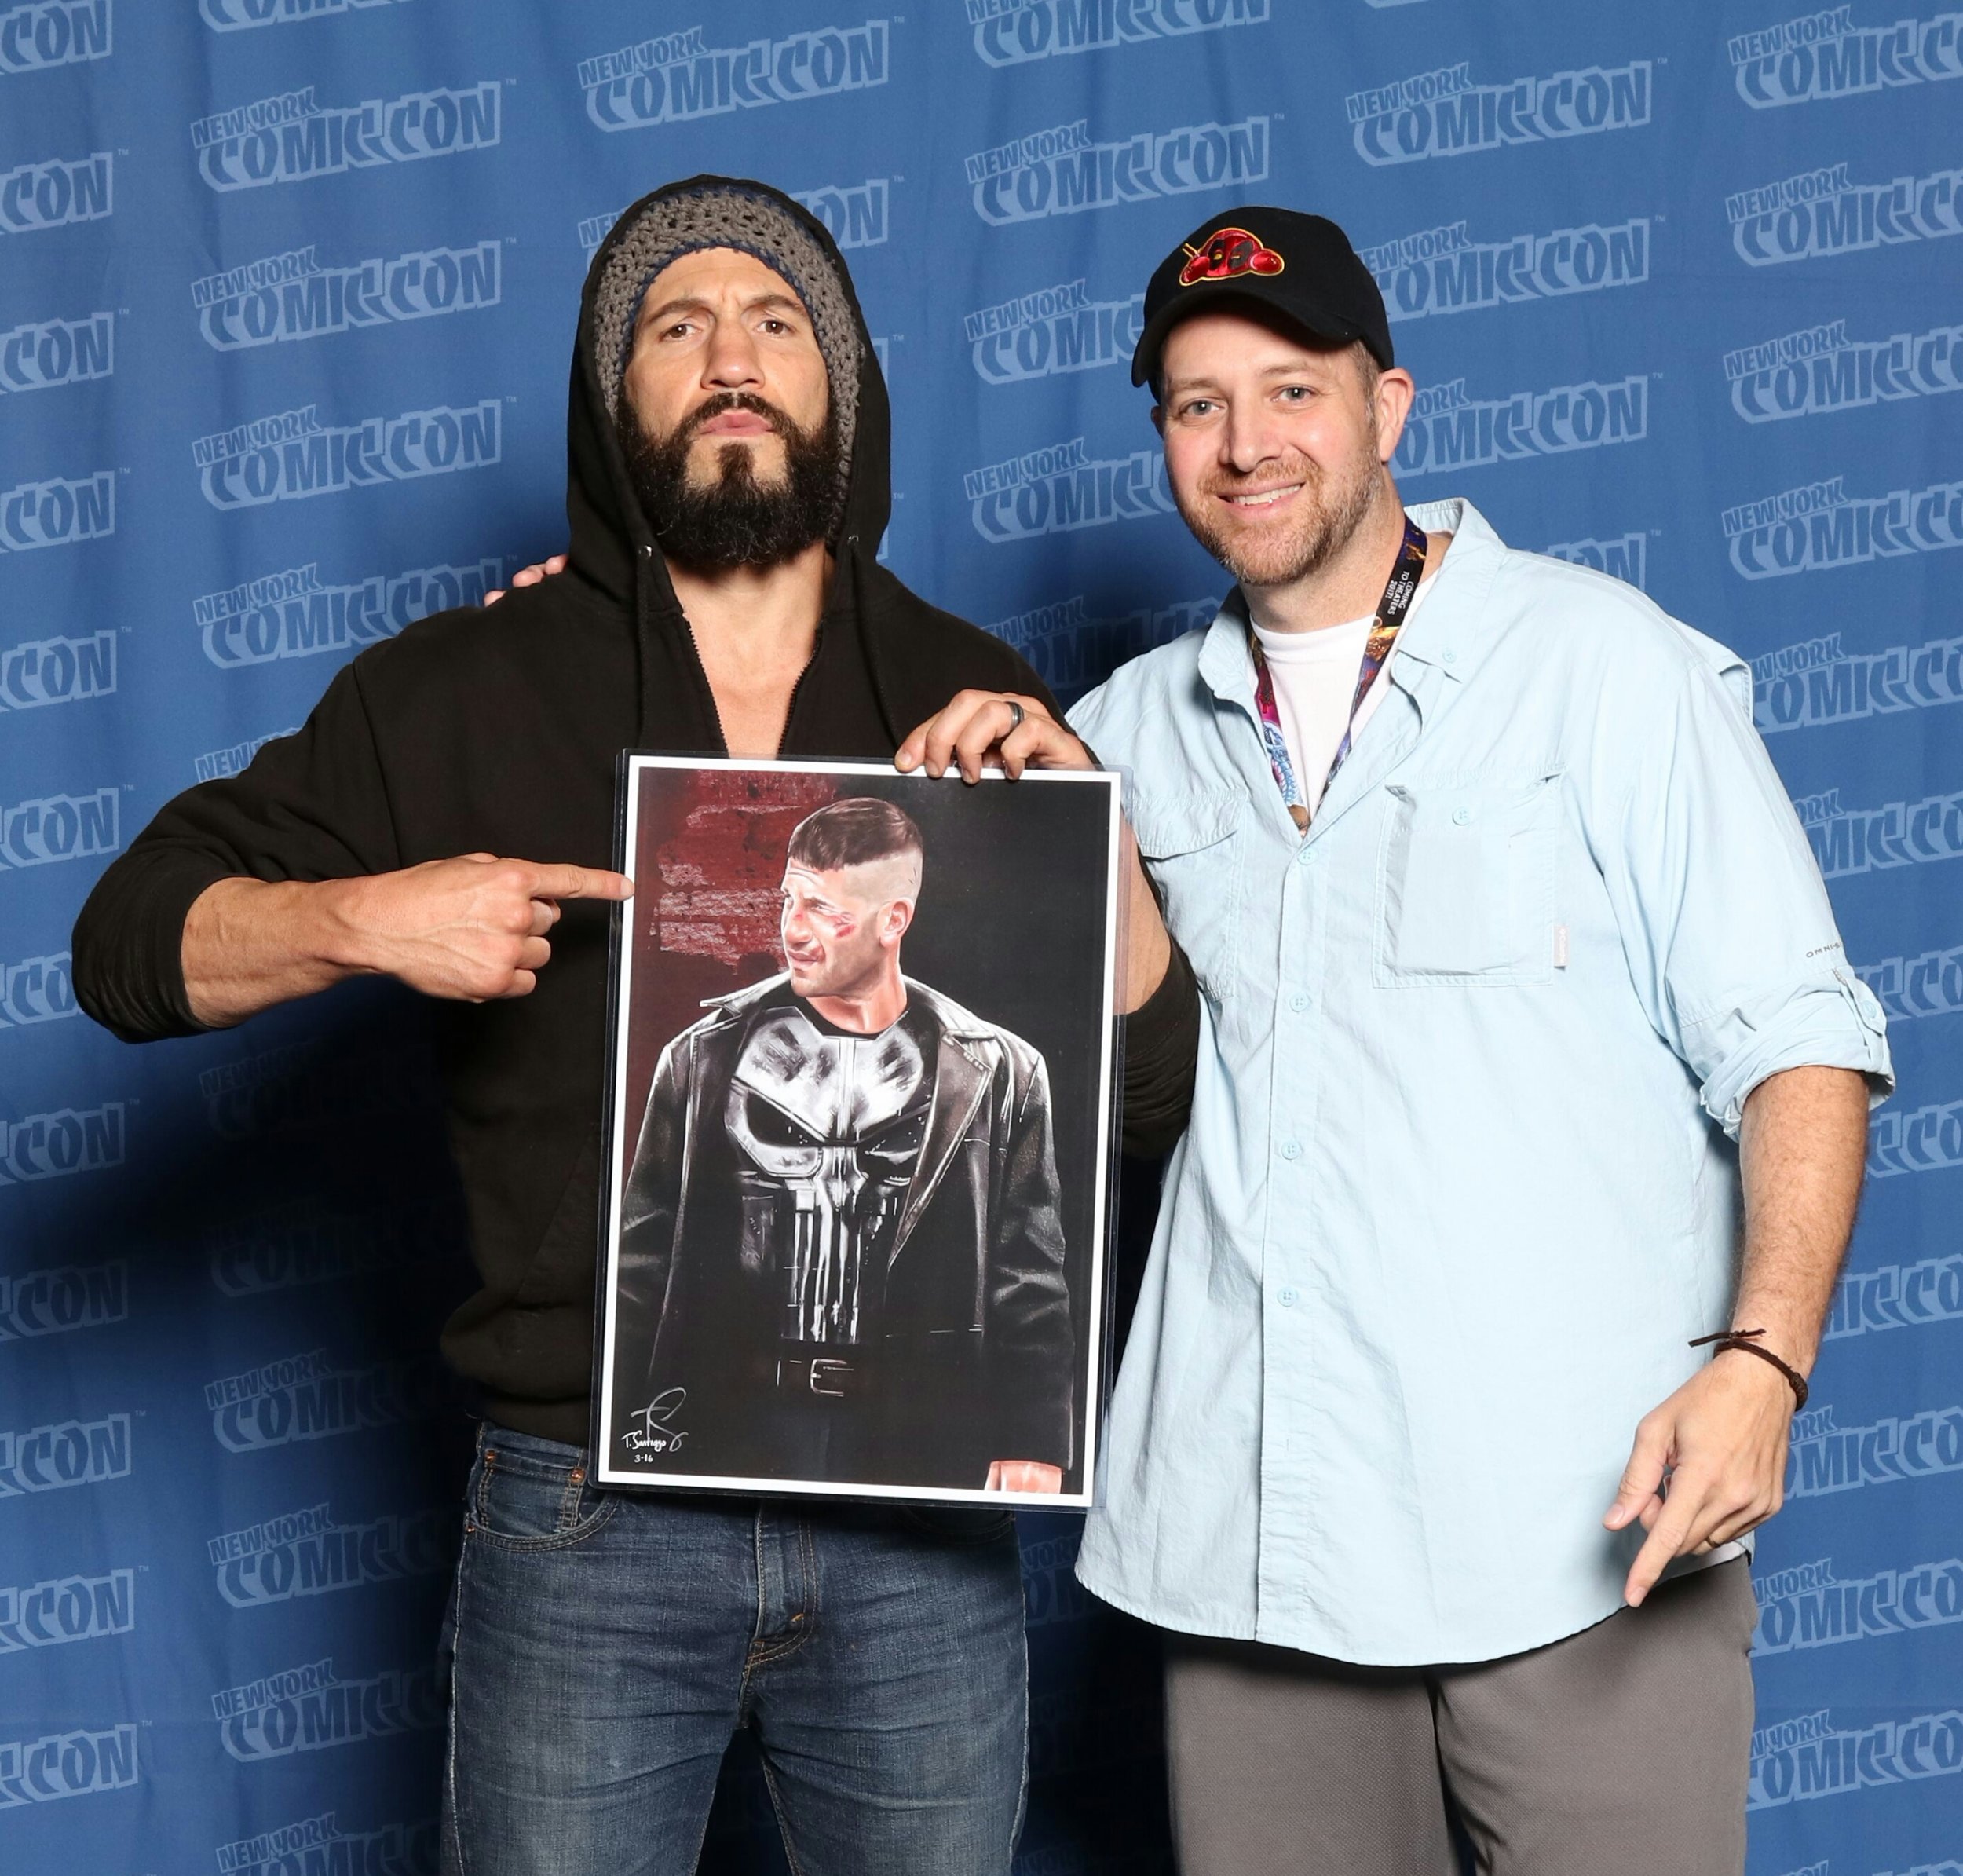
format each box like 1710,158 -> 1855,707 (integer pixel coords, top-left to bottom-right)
1598,648 -> 1893,1137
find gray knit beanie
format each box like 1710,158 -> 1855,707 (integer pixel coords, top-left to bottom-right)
593,183 -> 861,477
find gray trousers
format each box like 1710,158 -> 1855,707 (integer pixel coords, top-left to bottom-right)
1164,1556 -> 1758,1876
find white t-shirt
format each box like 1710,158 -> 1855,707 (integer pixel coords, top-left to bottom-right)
1250,576 -> 1436,817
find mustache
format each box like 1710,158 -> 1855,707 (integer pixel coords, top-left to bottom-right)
676,390 -> 800,448
1195,453 -> 1320,498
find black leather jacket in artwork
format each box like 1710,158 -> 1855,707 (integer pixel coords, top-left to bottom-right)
612,974 -> 1074,1488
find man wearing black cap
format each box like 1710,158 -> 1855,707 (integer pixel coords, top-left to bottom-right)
908,207 -> 1887,1874
74,178 -> 1073,1875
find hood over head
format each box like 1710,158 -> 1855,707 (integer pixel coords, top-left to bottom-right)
565,175 -> 892,611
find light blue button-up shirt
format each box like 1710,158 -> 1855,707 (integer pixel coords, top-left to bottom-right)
1068,499 -> 1892,1667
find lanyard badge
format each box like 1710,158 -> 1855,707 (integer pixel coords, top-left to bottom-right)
1247,514 -> 1430,832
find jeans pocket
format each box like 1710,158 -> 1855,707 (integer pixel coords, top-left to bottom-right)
467,1436 -> 617,1552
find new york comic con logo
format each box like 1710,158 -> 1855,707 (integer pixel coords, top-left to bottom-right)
191,240 -> 499,349
1749,1702 -> 1963,1809
0,309 -> 112,391
210,1657 -> 442,1764
1752,623 -> 1963,735
1780,1398 -> 1963,1498
191,402 -> 501,509
1729,4 -> 1963,105
963,437 -> 1175,543
1859,938 -> 1963,1026
577,178 -> 890,259
0,150 -> 109,233
1361,218 -> 1650,324
0,1413 -> 131,1497
1343,57 -> 1650,166
188,80 -> 499,191
1830,1249 -> 1963,1337
207,1501 -> 452,1607
965,115 -> 1269,225
204,1350 -> 444,1450
1723,315 -> 1963,420
0,470 -> 112,550
0,1105 -> 122,1184
0,0 -> 108,74
0,1725 -> 137,1809
963,279 -> 1143,385
216,1812 -> 439,1876
0,949 -> 79,1032
1870,1089 -> 1963,1176
576,20 -> 887,132
0,787 -> 117,869
0,1260 -> 126,1339
1392,375 -> 1649,477
1793,781 -> 1963,887
0,1568 -> 132,1655
967,0 -> 1267,68
201,0 -> 410,30
1721,472 -> 1963,576
1753,1552 -> 1963,1657
194,556 -> 501,667
208,1194 -> 430,1296
1727,159 -> 1963,264
1,631 -> 114,709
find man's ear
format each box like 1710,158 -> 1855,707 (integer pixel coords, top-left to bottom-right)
1150,403 -> 1166,437
881,898 -> 915,948
1373,367 -> 1417,465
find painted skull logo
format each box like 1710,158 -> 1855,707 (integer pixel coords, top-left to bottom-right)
727,1008 -> 932,1348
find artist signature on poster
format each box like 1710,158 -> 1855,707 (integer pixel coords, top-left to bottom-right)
623,1389 -> 689,1457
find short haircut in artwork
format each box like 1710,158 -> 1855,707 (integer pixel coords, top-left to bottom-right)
786,797 -> 925,879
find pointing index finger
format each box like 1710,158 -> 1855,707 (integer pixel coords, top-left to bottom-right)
526,864 -> 634,902
1623,1479 -> 1710,1606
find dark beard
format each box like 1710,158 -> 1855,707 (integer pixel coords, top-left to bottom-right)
616,392 -> 843,571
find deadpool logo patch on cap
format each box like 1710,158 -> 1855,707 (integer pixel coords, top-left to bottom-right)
1178,226 -> 1285,287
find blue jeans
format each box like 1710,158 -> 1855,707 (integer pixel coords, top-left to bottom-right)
439,1424 -> 1029,1876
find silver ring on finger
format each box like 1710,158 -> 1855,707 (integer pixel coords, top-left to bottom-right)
1004,699 -> 1025,734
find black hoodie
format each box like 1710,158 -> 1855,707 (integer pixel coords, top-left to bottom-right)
71,177 -> 1055,1446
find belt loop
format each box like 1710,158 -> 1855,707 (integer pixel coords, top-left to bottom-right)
557,1458 -> 587,1533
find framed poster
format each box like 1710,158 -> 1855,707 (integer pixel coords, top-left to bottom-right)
592,756 -> 1123,1507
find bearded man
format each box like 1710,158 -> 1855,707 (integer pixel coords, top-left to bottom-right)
612,795 -> 1072,1494
907,207 -> 1893,1876
73,177 -> 1072,1876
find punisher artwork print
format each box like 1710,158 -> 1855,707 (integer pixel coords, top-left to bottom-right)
594,757 -> 1123,1507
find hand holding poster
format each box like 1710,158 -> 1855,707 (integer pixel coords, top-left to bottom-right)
594,758 -> 1121,1506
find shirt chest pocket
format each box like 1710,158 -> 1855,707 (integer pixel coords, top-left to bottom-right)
1134,789 -> 1245,1002
1374,773 -> 1562,986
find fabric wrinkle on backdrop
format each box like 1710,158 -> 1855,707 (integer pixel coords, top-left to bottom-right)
1,4 -> 1958,1874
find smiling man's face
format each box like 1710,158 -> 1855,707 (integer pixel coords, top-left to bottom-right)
1156,312 -> 1409,591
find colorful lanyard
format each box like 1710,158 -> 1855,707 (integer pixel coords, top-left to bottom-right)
1247,514 -> 1430,832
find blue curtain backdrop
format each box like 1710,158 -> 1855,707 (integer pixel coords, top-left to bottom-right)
2,2 -> 1960,1871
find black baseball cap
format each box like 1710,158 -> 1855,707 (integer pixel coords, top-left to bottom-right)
1131,207 -> 1394,391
